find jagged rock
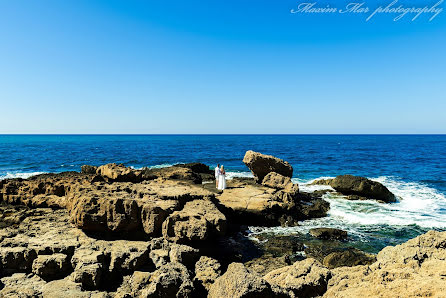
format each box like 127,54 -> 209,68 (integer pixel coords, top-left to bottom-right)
108,241 -> 153,275
322,248 -> 376,269
309,228 -> 348,240
262,172 -> 293,190
208,262 -> 275,298
194,256 -> 221,291
71,248 -> 108,290
140,200 -> 180,237
96,163 -> 141,183
0,273 -> 46,297
312,175 -> 396,203
243,150 -> 293,183
81,165 -> 98,174
168,244 -> 200,269
32,253 -> 71,281
162,199 -> 227,243
264,258 -> 331,297
300,199 -> 330,219
0,247 -> 37,275
324,230 -> 446,297
116,262 -> 194,297
245,255 -> 291,276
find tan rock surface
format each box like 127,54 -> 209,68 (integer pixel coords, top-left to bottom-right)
243,150 -> 293,182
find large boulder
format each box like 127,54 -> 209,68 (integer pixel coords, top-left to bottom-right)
264,258 -> 331,297
208,262 -> 275,298
243,151 -> 293,183
216,178 -> 328,226
313,175 -> 396,203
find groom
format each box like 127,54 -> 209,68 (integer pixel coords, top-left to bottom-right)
215,164 -> 220,188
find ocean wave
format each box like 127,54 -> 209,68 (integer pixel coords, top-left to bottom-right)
248,176 -> 446,246
0,172 -> 46,180
226,171 -> 254,180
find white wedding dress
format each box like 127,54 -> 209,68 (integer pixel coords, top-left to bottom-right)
217,172 -> 226,190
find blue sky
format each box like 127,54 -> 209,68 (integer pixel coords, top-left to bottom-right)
0,0 -> 445,134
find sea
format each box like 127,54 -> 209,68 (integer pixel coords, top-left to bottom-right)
1,134 -> 445,254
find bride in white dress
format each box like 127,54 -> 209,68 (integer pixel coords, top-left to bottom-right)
217,165 -> 226,190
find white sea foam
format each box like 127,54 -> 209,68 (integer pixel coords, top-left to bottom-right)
225,171 -> 254,180
0,172 -> 46,180
249,176 -> 446,240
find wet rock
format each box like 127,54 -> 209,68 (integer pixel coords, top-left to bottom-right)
309,228 -> 348,240
264,258 -> 331,297
32,253 -> 71,281
243,150 -> 293,183
208,262 -> 275,298
300,199 -> 330,219
322,248 -> 376,269
194,256 -> 221,291
312,175 -> 396,203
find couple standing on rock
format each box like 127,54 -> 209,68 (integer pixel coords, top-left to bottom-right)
214,164 -> 226,190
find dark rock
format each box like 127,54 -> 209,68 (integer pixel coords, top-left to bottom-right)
31,253 -> 71,281
309,228 -> 348,240
175,163 -> 212,175
323,248 -> 376,268
81,165 -> 98,174
313,175 -> 396,203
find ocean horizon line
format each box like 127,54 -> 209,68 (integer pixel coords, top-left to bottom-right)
0,133 -> 445,136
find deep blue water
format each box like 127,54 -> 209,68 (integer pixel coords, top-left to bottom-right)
1,135 -> 446,253
1,134 -> 445,193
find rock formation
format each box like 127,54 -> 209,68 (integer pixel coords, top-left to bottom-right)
312,174 -> 396,203
1,153 -> 441,297
243,150 -> 293,182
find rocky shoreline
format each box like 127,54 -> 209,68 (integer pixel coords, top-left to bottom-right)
1,151 -> 445,297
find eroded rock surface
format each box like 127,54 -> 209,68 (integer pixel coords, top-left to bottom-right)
243,150 -> 293,182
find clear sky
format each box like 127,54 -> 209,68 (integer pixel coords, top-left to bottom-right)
0,0 -> 445,134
